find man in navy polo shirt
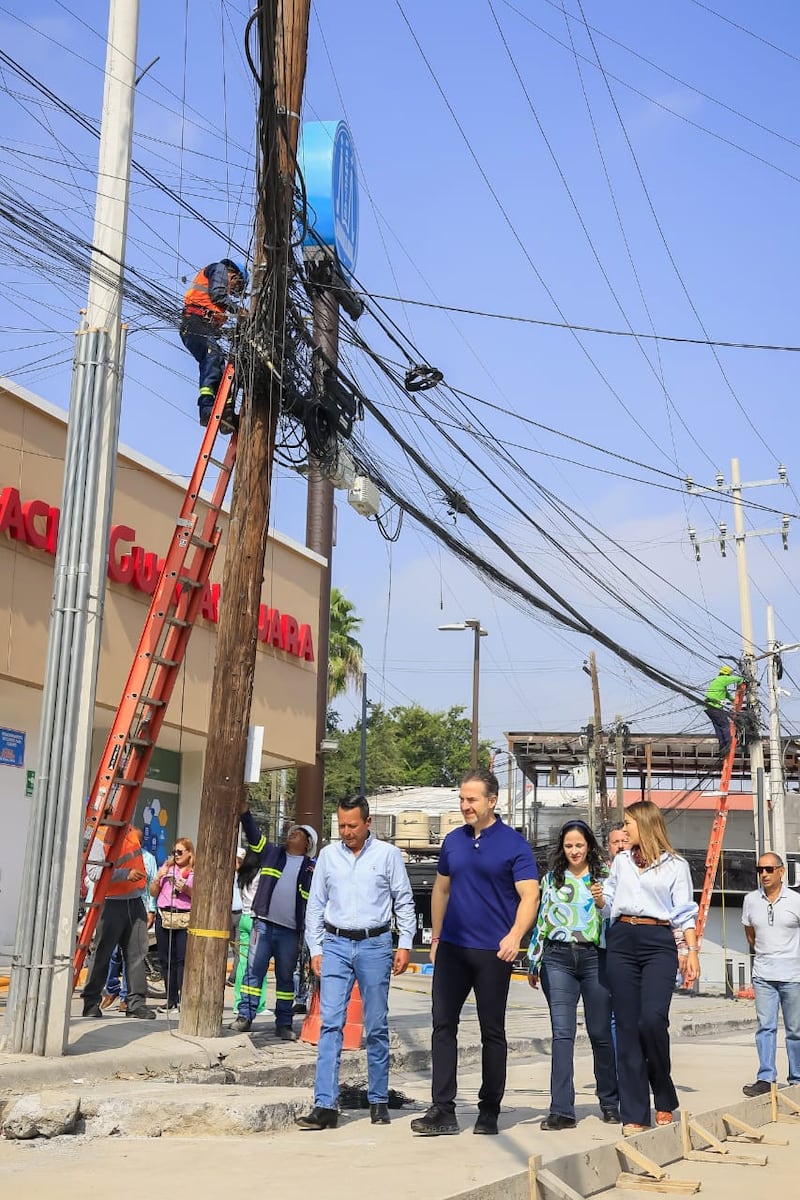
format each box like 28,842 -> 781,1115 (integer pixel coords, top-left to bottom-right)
411,768 -> 540,1136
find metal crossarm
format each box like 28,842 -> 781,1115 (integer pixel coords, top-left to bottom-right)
73,364 -> 238,983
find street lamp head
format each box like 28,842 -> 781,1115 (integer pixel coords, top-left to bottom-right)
438,620 -> 488,637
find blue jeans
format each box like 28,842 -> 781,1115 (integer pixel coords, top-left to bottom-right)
753,977 -> 800,1084
314,931 -> 393,1109
104,944 -> 128,1002
179,316 -> 225,405
540,941 -> 618,1120
239,919 -> 299,1028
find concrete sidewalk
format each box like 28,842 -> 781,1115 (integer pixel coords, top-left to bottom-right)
0,973 -> 757,1097
2,975 -> 795,1200
1,1028 -> 795,1200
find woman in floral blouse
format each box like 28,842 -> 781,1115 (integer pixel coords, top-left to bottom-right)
529,819 -> 619,1130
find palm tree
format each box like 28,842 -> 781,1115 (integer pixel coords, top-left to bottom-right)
327,587 -> 363,702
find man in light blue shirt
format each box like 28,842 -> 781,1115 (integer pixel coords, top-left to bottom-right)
297,795 -> 415,1131
741,853 -> 800,1095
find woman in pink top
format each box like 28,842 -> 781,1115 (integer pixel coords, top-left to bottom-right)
150,838 -> 194,1013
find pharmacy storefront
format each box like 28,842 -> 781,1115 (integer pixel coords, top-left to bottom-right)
0,379 -> 324,962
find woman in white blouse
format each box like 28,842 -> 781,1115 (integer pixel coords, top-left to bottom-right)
590,802 -> 699,1136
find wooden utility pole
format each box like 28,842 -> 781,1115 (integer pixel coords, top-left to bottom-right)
587,651 -> 608,825
180,0 -> 312,1039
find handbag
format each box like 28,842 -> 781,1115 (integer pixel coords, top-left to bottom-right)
160,908 -> 190,931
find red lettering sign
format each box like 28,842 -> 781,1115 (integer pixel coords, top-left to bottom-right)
108,524 -> 135,583
0,486 -> 24,540
2,486 -> 315,661
22,499 -> 51,551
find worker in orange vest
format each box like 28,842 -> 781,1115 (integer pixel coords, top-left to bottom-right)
180,259 -> 248,432
81,826 -> 156,1020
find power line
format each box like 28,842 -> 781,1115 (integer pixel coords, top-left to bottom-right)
346,289 -> 800,354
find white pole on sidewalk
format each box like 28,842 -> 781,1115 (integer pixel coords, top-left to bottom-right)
4,0 -> 140,1056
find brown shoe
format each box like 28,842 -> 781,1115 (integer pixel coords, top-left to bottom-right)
655,1111 -> 673,1126
118,1000 -> 127,1014
99,994 -> 117,1011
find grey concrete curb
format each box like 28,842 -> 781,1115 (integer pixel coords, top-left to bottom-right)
447,1088 -> 800,1200
0,1008 -> 756,1106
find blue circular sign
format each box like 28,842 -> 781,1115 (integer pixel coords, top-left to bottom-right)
299,120 -> 359,275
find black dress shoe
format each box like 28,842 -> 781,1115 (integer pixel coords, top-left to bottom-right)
296,1106 -> 339,1130
410,1105 -> 459,1136
540,1113 -> 577,1131
125,1005 -> 156,1019
601,1106 -> 621,1123
473,1110 -> 499,1135
370,1103 -> 390,1124
742,1080 -> 772,1097
82,1003 -> 103,1018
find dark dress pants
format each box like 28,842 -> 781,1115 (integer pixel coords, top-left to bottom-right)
606,921 -> 679,1126
82,897 -> 148,1012
431,940 -> 513,1116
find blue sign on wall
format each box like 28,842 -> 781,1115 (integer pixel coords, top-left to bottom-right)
299,120 -> 359,275
0,727 -> 25,767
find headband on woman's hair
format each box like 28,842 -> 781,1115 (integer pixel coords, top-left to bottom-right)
560,819 -> 593,837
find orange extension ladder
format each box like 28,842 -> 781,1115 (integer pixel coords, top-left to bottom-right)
73,364 -> 238,984
694,682 -> 748,950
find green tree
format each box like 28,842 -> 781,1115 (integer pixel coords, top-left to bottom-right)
324,703 -> 404,805
327,586 -> 363,702
392,703 -> 492,786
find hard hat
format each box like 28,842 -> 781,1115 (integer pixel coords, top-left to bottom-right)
718,664 -> 733,675
221,258 -> 248,288
290,824 -> 318,858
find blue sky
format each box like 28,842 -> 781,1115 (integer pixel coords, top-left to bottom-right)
2,1 -> 800,762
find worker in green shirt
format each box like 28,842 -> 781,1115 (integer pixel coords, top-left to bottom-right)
704,665 -> 744,753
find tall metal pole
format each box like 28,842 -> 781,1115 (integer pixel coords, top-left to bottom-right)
180,0 -> 312,1039
4,0 -> 139,1056
731,458 -> 766,854
470,621 -> 481,769
615,717 -> 625,823
295,258 -> 338,838
359,672 -> 368,796
766,605 -> 787,860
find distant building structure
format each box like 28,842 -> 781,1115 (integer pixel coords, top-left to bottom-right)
351,732 -> 800,992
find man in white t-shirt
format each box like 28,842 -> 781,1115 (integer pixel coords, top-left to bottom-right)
741,852 -> 800,1095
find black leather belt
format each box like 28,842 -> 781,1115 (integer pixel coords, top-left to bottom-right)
324,921 -> 390,941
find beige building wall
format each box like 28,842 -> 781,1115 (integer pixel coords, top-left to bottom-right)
0,379 -> 324,956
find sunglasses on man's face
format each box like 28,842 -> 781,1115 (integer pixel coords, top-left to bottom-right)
757,865 -> 779,873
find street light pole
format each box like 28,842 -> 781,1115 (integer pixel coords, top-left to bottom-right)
439,619 -> 488,770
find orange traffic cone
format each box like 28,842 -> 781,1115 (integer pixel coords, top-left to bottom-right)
299,981 -> 364,1050
342,983 -> 364,1050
